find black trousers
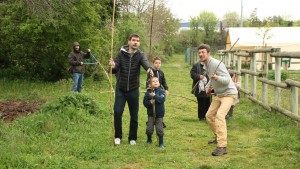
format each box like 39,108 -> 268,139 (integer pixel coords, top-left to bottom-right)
114,88 -> 139,141
197,97 -> 211,119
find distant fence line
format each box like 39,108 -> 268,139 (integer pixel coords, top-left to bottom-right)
186,47 -> 300,122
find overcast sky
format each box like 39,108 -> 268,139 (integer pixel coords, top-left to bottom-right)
165,0 -> 300,22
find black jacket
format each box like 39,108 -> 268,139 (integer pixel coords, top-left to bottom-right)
190,61 -> 210,98
112,45 -> 150,92
146,67 -> 168,90
143,88 -> 166,118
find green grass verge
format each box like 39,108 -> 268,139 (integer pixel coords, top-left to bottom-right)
0,55 -> 299,168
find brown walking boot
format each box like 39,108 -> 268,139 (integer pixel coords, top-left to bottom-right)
211,147 -> 227,156
208,138 -> 217,144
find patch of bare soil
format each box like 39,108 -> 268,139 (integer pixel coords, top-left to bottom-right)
0,100 -> 44,122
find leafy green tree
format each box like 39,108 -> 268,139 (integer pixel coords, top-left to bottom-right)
114,13 -> 147,52
222,11 -> 240,28
263,15 -> 293,27
245,8 -> 261,27
189,17 -> 202,47
0,0 -> 114,81
142,2 -> 180,58
293,20 -> 300,26
197,11 -> 218,44
173,32 -> 191,53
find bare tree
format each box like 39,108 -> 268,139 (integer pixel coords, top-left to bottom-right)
256,25 -> 273,47
22,0 -> 74,18
119,0 -> 153,16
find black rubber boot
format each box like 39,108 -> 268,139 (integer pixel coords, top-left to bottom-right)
159,136 -> 164,148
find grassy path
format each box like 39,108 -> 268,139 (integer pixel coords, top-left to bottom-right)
0,54 -> 299,168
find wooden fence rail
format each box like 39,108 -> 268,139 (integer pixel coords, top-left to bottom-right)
186,47 -> 299,122
228,48 -> 300,122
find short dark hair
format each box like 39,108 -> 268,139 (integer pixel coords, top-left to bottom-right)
152,56 -> 161,63
128,34 -> 140,40
198,44 -> 211,53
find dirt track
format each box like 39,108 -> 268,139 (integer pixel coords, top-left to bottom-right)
0,100 -> 43,122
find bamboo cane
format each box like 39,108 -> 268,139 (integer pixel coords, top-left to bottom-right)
212,38 -> 239,75
149,0 -> 157,143
110,0 -> 116,145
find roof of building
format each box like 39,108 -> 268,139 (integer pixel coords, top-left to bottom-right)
227,27 -> 300,49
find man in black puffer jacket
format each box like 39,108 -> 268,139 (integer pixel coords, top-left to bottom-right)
109,34 -> 153,145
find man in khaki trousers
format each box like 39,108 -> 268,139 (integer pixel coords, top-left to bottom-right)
198,44 -> 238,156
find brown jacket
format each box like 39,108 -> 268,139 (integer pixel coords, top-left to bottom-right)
68,51 -> 90,73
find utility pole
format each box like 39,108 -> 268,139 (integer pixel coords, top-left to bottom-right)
240,0 -> 243,27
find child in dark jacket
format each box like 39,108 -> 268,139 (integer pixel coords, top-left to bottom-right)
146,57 -> 169,96
143,77 -> 166,148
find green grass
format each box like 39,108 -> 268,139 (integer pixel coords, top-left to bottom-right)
241,71 -> 300,112
0,55 -> 300,168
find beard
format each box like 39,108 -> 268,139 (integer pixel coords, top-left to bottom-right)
74,47 -> 80,53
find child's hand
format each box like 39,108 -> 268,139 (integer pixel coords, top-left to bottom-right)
150,99 -> 155,104
165,90 -> 169,96
150,92 -> 155,97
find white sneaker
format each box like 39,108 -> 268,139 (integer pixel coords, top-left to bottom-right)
129,140 -> 136,145
114,138 -> 121,145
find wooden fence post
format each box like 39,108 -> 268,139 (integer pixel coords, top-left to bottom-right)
291,86 -> 298,114
274,48 -> 281,106
232,52 -> 236,69
193,47 -> 197,65
237,52 -> 242,86
244,72 -> 249,93
250,52 -> 257,97
262,51 -> 268,104
189,48 -> 192,65
227,52 -> 231,67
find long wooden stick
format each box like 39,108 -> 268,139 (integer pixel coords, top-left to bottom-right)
149,0 -> 157,142
149,0 -> 156,118
110,0 -> 116,145
213,38 -> 239,75
149,0 -> 156,58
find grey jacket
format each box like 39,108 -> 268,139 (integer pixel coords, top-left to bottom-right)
204,58 -> 238,96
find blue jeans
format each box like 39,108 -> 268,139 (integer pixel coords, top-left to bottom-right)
114,88 -> 139,141
72,73 -> 84,92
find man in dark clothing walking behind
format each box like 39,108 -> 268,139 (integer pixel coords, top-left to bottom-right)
109,34 -> 153,145
190,60 -> 211,121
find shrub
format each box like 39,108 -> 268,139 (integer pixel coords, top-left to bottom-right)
41,93 -> 99,115
242,63 -> 250,69
268,70 -> 288,81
